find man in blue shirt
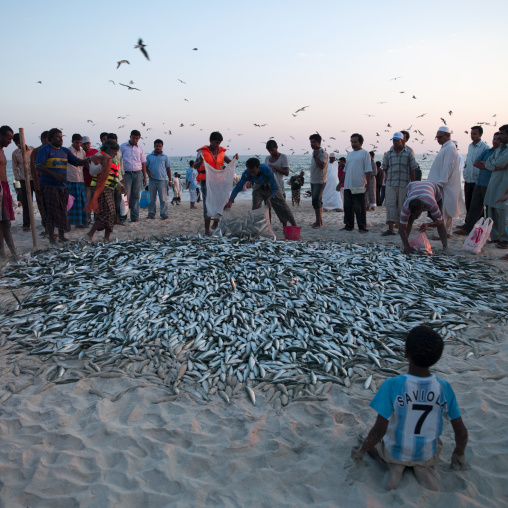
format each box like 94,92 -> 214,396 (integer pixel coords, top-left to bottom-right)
455,131 -> 500,236
145,139 -> 171,220
225,158 -> 296,227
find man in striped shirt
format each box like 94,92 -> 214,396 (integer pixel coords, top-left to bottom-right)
398,181 -> 446,254
381,132 -> 417,236
351,326 -> 468,491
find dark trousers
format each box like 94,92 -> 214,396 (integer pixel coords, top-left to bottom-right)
463,184 -> 487,232
114,187 -> 122,219
19,180 -> 35,228
344,189 -> 367,230
464,182 -> 476,214
379,186 -> 386,206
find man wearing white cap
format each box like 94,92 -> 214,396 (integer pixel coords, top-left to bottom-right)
427,126 -> 465,236
381,132 -> 417,236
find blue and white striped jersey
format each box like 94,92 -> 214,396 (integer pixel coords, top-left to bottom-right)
370,374 -> 461,463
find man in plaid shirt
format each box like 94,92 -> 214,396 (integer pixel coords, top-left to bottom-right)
381,132 -> 417,236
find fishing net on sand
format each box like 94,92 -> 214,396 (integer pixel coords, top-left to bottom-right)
204,158 -> 237,218
213,206 -> 276,241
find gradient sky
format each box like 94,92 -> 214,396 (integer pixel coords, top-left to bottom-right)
1,0 -> 506,159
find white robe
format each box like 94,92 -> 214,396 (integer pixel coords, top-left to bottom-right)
427,140 -> 465,218
322,161 -> 343,210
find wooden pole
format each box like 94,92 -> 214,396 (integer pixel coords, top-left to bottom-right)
18,128 -> 38,249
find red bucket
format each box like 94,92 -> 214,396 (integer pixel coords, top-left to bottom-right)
285,226 -> 301,241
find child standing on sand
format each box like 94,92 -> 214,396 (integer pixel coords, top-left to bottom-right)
171,173 -> 182,205
351,325 -> 468,491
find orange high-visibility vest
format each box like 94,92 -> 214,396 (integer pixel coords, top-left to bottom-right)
196,145 -> 226,182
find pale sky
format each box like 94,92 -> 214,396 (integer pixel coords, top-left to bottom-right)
1,0 -> 506,158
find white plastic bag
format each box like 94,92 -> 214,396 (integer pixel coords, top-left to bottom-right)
409,231 -> 432,256
213,206 -> 276,241
462,217 -> 493,254
119,193 -> 129,216
204,159 -> 237,218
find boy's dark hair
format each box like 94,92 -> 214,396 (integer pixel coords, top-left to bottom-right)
471,125 -> 483,136
401,130 -> 410,141
154,139 -> 163,145
339,157 -> 346,162
246,157 -> 260,170
376,160 -> 381,167
499,124 -> 508,134
72,133 -> 82,142
309,133 -> 321,143
100,131 -> 109,140
266,139 -> 277,150
107,133 -> 118,141
13,133 -> 20,144
369,151 -> 375,158
130,130 -> 141,137
189,160 -> 194,167
405,325 -> 444,368
351,133 -> 364,144
210,131 -> 223,142
40,130 -> 49,141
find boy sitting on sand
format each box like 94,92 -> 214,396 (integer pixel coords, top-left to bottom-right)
351,325 -> 468,491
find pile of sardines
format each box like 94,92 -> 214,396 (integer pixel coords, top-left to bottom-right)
0,237 -> 506,409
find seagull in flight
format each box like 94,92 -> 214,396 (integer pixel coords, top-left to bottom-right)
192,48 -> 198,51
109,80 -> 115,85
416,113 -> 427,118
399,91 -> 406,94
178,79 -> 187,84
119,83 -> 140,91
294,106 -> 309,114
448,110 -> 453,116
387,123 -> 392,128
87,120 -> 93,123
36,81 -> 42,84
365,114 -> 375,117
117,60 -> 130,69
412,95 -> 417,99
377,101 -> 388,104
441,118 -> 447,125
390,76 -> 402,81
135,39 -> 150,60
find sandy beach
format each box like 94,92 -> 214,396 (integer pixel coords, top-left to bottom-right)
1,197 -> 507,507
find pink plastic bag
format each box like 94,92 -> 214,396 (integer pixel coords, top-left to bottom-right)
67,194 -> 75,211
409,231 -> 432,256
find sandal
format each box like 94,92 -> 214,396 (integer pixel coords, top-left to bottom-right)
381,230 -> 396,236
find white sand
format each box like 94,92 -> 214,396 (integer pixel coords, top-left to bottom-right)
0,198 -> 507,506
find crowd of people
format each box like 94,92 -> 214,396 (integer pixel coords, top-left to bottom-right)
0,123 -> 507,260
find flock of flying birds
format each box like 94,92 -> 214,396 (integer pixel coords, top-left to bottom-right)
35,48 -> 498,156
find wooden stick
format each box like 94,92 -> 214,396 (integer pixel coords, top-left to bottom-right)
18,128 -> 38,248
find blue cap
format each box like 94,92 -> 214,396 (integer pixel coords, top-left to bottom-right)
391,132 -> 404,140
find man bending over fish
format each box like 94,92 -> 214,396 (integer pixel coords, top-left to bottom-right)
398,181 -> 447,254
225,157 -> 297,229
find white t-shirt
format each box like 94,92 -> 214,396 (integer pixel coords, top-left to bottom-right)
344,149 -> 372,191
265,154 -> 288,195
